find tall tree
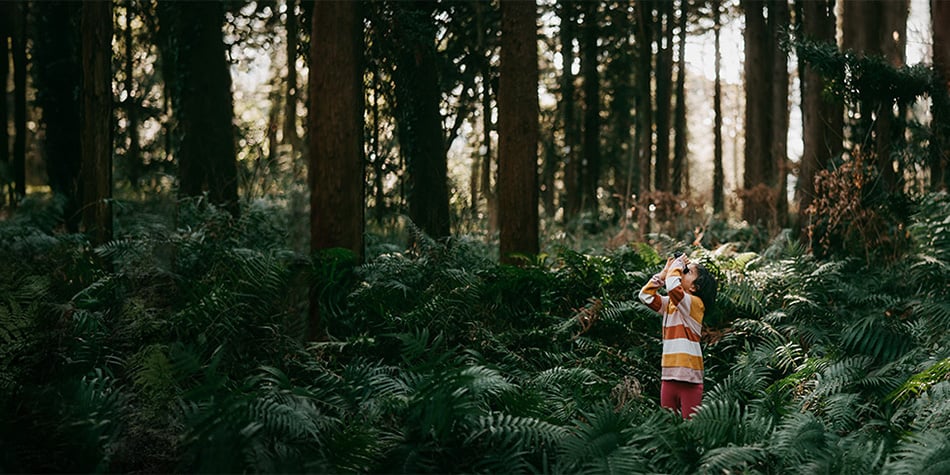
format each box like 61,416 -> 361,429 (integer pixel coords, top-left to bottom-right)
634,0 -> 655,236
122,0 -> 143,190
770,0 -> 790,227
580,0 -> 601,218
0,2 -> 8,205
309,0 -> 363,338
157,0 -> 239,216
797,0 -> 843,236
605,2 -> 636,217
498,0 -> 539,264
80,0 -> 113,245
560,0 -> 581,222
933,0 -> 950,190
391,1 -> 451,239
11,1 -> 26,201
841,0 -> 906,193
712,0 -> 725,214
33,1 -> 83,230
476,0 -> 498,230
310,0 -> 364,255
284,0 -> 301,156
653,0 -> 674,192
671,0 -> 688,195
740,0 -> 772,225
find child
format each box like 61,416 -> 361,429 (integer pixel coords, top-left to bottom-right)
638,253 -> 718,419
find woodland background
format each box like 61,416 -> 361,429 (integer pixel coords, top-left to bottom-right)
1,0 -> 950,473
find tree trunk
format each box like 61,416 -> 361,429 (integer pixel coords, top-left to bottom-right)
671,0 -> 688,195
12,1 -> 26,201
1,3 -> 9,206
498,0 -> 539,264
635,0 -> 655,236
770,0 -> 790,227
123,0 -> 142,190
392,1 -> 450,239
284,0 -> 300,155
842,0 -> 901,193
480,51 -> 497,232
371,70 -> 387,223
161,1 -> 240,216
581,0 -> 601,219
309,0 -> 364,338
653,0 -> 674,192
712,0 -> 725,214
933,0 -> 950,190
80,0 -> 113,245
560,0 -> 581,222
608,5 -> 635,219
741,0 -> 772,225
33,1 -> 83,230
798,0 -> 843,236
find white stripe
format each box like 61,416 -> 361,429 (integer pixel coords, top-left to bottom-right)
662,299 -> 702,335
663,338 -> 702,356
665,275 -> 682,291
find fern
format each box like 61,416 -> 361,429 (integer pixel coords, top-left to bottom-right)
768,412 -> 839,473
555,402 -> 644,473
697,444 -> 769,474
888,358 -> 950,403
884,430 -> 950,475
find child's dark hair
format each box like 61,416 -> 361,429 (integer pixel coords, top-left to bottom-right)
693,264 -> 718,311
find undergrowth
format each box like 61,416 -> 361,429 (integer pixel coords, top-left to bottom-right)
1,192 -> 949,473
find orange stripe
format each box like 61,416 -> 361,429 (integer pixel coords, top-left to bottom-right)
668,286 -> 684,306
663,324 -> 701,342
662,353 -> 704,370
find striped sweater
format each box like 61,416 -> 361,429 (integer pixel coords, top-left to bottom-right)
638,257 -> 705,384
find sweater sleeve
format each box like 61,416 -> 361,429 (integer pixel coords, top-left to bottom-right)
665,256 -> 686,307
638,274 -> 666,313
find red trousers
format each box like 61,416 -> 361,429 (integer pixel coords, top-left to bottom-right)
660,380 -> 703,419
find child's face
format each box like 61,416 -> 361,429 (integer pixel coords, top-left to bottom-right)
682,264 -> 699,294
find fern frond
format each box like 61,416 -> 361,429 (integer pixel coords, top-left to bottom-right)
697,444 -> 768,474
884,430 -> 950,475
888,358 -> 950,403
468,411 -> 568,447
768,412 -> 839,472
840,313 -> 914,362
556,403 -> 641,472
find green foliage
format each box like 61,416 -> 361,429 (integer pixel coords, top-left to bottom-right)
3,192 -> 950,473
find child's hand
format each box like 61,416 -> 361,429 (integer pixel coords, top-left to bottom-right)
659,257 -> 675,279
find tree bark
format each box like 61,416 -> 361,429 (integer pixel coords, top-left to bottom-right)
653,0 -> 674,192
671,0 -> 688,196
798,0 -> 843,236
635,0 -> 655,236
581,0 -> 601,218
309,0 -> 364,338
284,0 -> 301,155
123,0 -> 143,190
163,1 -> 240,216
560,0 -> 581,222
392,1 -> 451,239
933,0 -> 950,190
12,1 -> 26,201
498,0 -> 539,264
841,0 -> 902,193
33,1 -> 83,230
80,0 -> 114,245
741,0 -> 772,225
770,0 -> 790,227
0,3 -> 9,206
712,0 -> 725,214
